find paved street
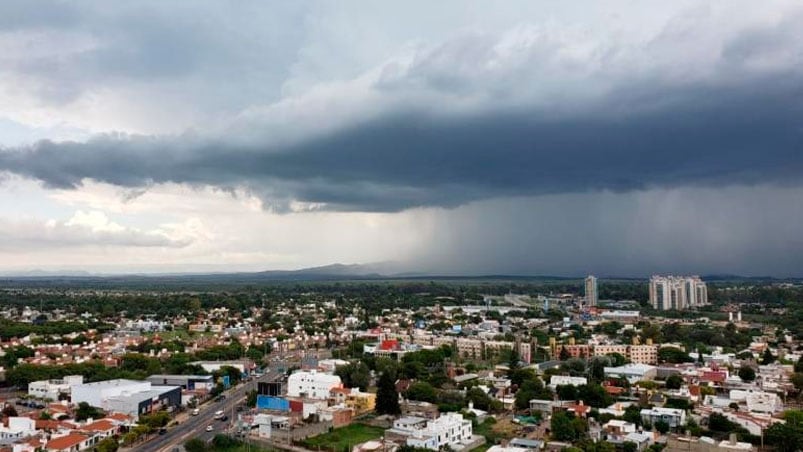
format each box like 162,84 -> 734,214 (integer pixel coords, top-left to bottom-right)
135,370 -> 283,452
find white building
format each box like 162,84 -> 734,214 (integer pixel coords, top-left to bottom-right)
640,407 -> 686,428
604,364 -> 657,384
391,413 -> 474,451
287,370 -> 342,400
549,375 -> 587,389
0,417 -> 35,440
71,379 -> 181,419
190,360 -> 254,376
729,390 -> 783,414
318,359 -> 349,373
585,275 -> 598,307
649,275 -> 707,310
28,375 -> 83,401
253,414 -> 290,439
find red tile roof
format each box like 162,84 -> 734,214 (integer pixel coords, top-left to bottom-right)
46,433 -> 88,451
80,419 -> 117,432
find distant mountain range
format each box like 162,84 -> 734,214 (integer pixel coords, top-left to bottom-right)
0,264 -> 798,283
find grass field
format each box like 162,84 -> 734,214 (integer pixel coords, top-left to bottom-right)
302,424 -> 385,452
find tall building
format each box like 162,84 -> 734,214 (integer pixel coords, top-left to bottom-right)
585,275 -> 598,307
649,275 -> 707,310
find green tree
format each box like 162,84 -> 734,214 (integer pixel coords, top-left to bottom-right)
658,347 -> 693,364
245,346 -> 265,362
94,437 -> 119,452
559,346 -> 570,361
762,348 -> 775,365
576,384 -> 612,408
738,366 -> 756,382
75,402 -> 104,422
247,389 -> 258,407
406,382 -> 438,403
665,374 -> 684,390
795,356 -> 803,373
376,371 -> 400,415
550,411 -> 579,441
507,349 -> 521,374
588,357 -> 607,384
623,404 -> 642,426
606,353 -> 627,367
654,420 -> 670,434
556,384 -> 578,401
184,438 -> 208,452
335,362 -> 371,391
138,411 -> 170,431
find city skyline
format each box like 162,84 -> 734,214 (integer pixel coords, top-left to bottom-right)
1,1 -> 802,276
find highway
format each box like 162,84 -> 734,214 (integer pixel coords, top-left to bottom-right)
136,370 -> 283,452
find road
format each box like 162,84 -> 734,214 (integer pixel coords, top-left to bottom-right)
136,370 -> 283,452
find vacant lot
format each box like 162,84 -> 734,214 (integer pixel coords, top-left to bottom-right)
302,424 -> 385,452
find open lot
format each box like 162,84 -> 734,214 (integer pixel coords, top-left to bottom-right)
302,423 -> 385,452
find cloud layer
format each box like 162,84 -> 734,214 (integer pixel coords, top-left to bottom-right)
2,4 -> 803,212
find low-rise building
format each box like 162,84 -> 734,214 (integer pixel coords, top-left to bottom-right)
70,379 -> 181,419
640,407 -> 686,428
548,376 -> 587,389
604,364 -> 657,384
146,374 -> 214,391
28,375 -> 84,401
287,370 -> 342,400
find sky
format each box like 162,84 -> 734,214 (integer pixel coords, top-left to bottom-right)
0,0 -> 802,276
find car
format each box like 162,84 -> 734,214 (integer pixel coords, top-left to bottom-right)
206,425 -> 214,432
220,415 -> 229,422
158,428 -> 167,435
191,408 -> 200,416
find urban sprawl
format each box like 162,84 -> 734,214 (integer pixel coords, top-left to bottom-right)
0,275 -> 801,452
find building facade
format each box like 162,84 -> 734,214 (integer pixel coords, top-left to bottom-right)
585,275 -> 598,307
649,276 -> 707,310
287,370 -> 342,400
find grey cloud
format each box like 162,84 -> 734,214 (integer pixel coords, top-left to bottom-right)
1,2 -> 802,213
1,71 -> 802,212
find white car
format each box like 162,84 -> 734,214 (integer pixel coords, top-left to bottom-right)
206,425 -> 213,432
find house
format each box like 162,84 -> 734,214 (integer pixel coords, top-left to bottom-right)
253,414 -> 290,439
79,419 -> 119,439
508,438 -> 544,450
28,376 -> 84,401
548,376 -> 587,389
387,413 -> 475,451
401,400 -> 439,420
529,399 -> 559,416
640,407 -> 686,428
0,417 -> 36,441
44,433 -> 91,452
602,419 -> 637,437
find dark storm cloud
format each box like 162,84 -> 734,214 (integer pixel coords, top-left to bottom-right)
2,72 -> 802,212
